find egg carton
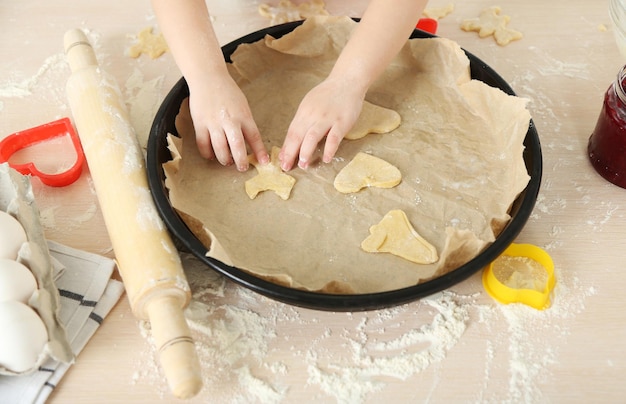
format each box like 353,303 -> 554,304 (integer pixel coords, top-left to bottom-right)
0,163 -> 73,376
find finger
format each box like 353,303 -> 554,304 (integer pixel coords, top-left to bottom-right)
322,125 -> 345,164
242,121 -> 269,166
280,123 -> 306,171
223,121 -> 249,172
209,127 -> 233,167
298,124 -> 330,169
195,128 -> 215,160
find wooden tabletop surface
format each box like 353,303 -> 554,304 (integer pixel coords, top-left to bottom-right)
1,0 -> 624,402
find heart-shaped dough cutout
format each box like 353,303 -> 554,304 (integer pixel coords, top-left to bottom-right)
334,152 -> 401,193
245,146 -> 296,200
361,209 -> 438,264
344,101 -> 401,140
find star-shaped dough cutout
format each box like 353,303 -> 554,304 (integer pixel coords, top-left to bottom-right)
129,27 -> 169,59
344,101 -> 401,140
423,3 -> 454,20
245,146 -> 296,200
460,6 -> 523,46
361,210 -> 439,264
334,152 -> 402,194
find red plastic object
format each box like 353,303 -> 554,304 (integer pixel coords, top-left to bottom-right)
0,117 -> 85,187
416,18 -> 438,35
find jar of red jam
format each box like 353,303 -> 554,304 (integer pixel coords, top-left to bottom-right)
588,65 -> 626,188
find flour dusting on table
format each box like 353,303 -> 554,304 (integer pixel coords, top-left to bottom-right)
130,252 -> 592,403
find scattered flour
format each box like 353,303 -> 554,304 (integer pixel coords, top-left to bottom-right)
124,68 -> 165,150
305,292 -> 471,403
528,46 -> 591,80
0,53 -> 67,99
1,20 -> 603,404
129,251 -> 592,403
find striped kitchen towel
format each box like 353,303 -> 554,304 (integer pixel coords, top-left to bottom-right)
0,241 -> 124,403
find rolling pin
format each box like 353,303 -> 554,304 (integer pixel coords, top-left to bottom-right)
63,29 -> 202,399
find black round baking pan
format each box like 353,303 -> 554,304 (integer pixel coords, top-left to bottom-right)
147,20 -> 542,311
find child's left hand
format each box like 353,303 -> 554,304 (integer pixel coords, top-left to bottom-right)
279,76 -> 365,171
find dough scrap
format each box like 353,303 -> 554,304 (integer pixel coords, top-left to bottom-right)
245,146 -> 296,200
423,4 -> 455,20
460,6 -> 523,46
344,101 -> 401,140
361,210 -> 439,265
334,152 -> 402,194
492,255 -> 548,292
129,27 -> 169,59
259,0 -> 329,25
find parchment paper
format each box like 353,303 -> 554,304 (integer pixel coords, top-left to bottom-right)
163,16 -> 531,294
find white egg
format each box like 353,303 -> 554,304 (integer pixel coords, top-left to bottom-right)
0,210 -> 28,260
0,259 -> 38,303
0,300 -> 48,373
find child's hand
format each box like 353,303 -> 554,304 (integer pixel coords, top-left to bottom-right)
280,77 -> 365,171
189,74 -> 268,171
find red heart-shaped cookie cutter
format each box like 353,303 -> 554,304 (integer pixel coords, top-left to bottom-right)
0,117 -> 85,187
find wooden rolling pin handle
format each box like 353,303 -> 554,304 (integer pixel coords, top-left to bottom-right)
63,28 -> 202,399
146,296 -> 203,399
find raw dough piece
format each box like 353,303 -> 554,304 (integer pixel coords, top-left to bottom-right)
129,27 -> 169,59
492,255 -> 548,292
334,152 -> 402,194
460,6 -> 523,46
423,4 -> 455,20
344,101 -> 401,140
259,0 -> 329,25
163,17 -> 532,293
245,146 -> 296,200
361,210 -> 439,265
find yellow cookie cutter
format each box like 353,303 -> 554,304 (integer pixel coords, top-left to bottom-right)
482,243 -> 556,310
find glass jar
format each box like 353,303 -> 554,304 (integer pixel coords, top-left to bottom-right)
610,0 -> 626,59
588,66 -> 626,188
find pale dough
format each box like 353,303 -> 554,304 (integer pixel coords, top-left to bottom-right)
460,6 -> 523,46
129,27 -> 169,59
259,0 -> 329,25
163,17 -> 532,293
423,4 -> 455,20
361,210 -> 438,265
344,101 -> 401,140
334,152 -> 401,194
245,146 -> 296,200
492,255 -> 548,292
